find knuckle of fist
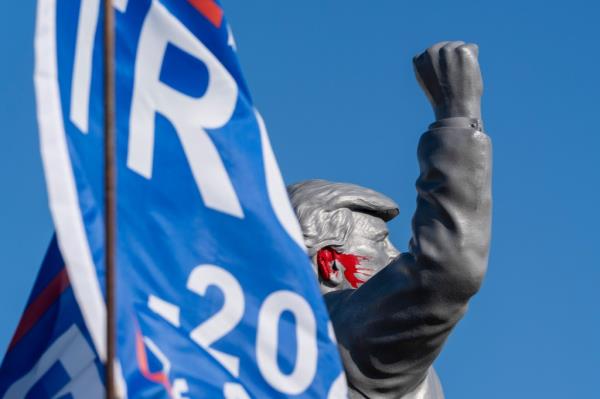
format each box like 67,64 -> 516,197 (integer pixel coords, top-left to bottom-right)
457,45 -> 472,55
439,47 -> 451,58
457,47 -> 476,61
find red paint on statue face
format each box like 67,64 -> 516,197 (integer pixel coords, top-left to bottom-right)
333,252 -> 369,288
316,247 -> 371,288
316,248 -> 337,282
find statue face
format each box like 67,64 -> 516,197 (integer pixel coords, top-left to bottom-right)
315,212 -> 400,292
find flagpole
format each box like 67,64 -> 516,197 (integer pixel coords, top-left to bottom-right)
103,0 -> 117,398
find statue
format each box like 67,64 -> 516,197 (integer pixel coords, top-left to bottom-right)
288,41 -> 492,398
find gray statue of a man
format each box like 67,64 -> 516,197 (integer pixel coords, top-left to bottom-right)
288,41 -> 492,398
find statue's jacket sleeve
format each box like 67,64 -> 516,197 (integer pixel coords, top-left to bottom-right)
325,119 -> 492,398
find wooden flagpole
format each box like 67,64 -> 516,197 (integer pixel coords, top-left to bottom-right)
103,1 -> 117,398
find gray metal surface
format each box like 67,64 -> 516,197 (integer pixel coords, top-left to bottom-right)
288,41 -> 492,398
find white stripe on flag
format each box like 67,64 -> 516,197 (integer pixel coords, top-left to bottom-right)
35,0 -> 107,362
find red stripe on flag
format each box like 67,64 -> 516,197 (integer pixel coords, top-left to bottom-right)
135,329 -> 173,395
8,267 -> 70,351
188,0 -> 224,28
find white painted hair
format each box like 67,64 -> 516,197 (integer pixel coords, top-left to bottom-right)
287,180 -> 399,256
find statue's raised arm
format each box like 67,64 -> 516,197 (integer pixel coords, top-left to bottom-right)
288,41 -> 492,399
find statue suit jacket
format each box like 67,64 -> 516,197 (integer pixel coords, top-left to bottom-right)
325,118 -> 492,398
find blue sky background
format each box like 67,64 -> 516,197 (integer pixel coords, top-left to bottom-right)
1,1 -> 599,397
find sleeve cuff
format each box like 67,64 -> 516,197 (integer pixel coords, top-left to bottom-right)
429,117 -> 484,132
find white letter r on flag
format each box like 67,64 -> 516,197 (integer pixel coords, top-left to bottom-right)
128,0 -> 243,218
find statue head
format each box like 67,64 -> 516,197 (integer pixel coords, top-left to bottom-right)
288,179 -> 401,293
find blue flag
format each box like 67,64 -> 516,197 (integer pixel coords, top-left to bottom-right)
0,237 -> 105,398
1,0 -> 347,397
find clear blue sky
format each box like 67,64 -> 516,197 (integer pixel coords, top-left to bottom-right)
1,1 -> 599,397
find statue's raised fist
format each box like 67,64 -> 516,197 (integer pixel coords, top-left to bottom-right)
413,41 -> 483,120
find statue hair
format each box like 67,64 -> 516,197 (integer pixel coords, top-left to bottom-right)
287,180 -> 399,256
